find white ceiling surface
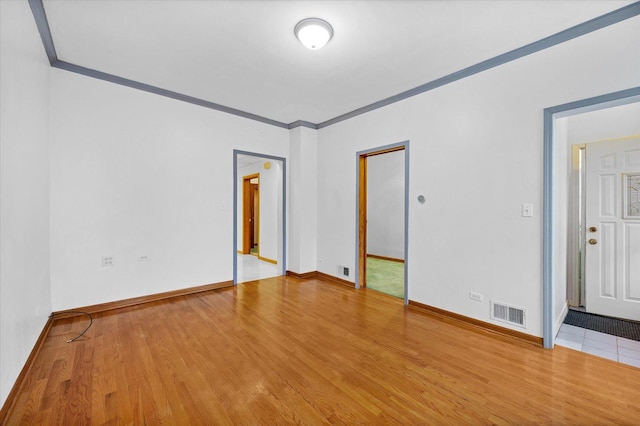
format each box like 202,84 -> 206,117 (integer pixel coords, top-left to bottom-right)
43,0 -> 633,125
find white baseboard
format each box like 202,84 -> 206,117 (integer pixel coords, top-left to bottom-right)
554,302 -> 569,340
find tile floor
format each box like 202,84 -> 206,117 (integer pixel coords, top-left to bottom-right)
556,323 -> 640,368
236,254 -> 279,284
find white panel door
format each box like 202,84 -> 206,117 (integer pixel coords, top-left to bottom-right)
585,137 -> 640,320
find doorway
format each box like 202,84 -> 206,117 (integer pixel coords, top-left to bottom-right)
356,141 -> 409,303
233,151 -> 286,284
543,88 -> 640,348
569,137 -> 640,320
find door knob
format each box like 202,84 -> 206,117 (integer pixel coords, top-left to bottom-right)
589,226 -> 597,232
588,238 -> 598,245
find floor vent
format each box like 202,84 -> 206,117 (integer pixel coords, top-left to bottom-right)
491,301 -> 527,328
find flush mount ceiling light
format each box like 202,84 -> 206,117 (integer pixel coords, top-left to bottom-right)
294,18 -> 333,50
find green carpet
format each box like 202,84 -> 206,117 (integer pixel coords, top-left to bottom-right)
366,257 -> 404,299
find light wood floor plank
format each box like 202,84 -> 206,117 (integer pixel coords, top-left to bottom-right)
5,276 -> 640,424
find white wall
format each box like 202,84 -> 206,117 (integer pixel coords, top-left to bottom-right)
317,16 -> 640,338
367,150 -> 405,259
236,158 -> 283,263
50,70 -> 289,311
0,1 -> 52,406
288,127 -> 318,274
567,102 -> 640,144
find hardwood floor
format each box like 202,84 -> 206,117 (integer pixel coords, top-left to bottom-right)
5,276 -> 640,424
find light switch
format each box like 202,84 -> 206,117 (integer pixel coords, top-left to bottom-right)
522,203 -> 533,217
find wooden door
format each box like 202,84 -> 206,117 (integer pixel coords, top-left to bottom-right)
251,183 -> 259,250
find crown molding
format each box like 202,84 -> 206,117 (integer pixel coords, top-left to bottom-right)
28,0 -> 640,131
52,60 -> 290,129
287,120 -> 318,130
316,1 -> 640,129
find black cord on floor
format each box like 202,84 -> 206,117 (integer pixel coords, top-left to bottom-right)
49,311 -> 93,343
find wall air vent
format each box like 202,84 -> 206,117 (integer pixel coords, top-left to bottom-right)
337,265 -> 350,278
490,301 -> 527,328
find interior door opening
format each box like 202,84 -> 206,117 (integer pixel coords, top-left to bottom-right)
234,151 -> 286,284
357,142 -> 409,303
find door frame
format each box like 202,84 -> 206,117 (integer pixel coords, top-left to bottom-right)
233,150 -> 287,284
241,173 -> 260,254
356,141 -> 410,304
542,86 -> 640,348
567,144 -> 586,308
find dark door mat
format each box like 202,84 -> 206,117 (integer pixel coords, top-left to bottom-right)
564,309 -> 640,342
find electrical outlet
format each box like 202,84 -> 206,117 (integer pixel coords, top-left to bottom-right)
102,256 -> 114,267
469,291 -> 484,302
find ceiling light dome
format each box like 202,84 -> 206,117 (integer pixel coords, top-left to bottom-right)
294,18 -> 333,50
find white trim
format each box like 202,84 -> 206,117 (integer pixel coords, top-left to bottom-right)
555,302 -> 569,337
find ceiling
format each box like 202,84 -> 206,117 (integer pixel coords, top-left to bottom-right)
42,0 -> 634,125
